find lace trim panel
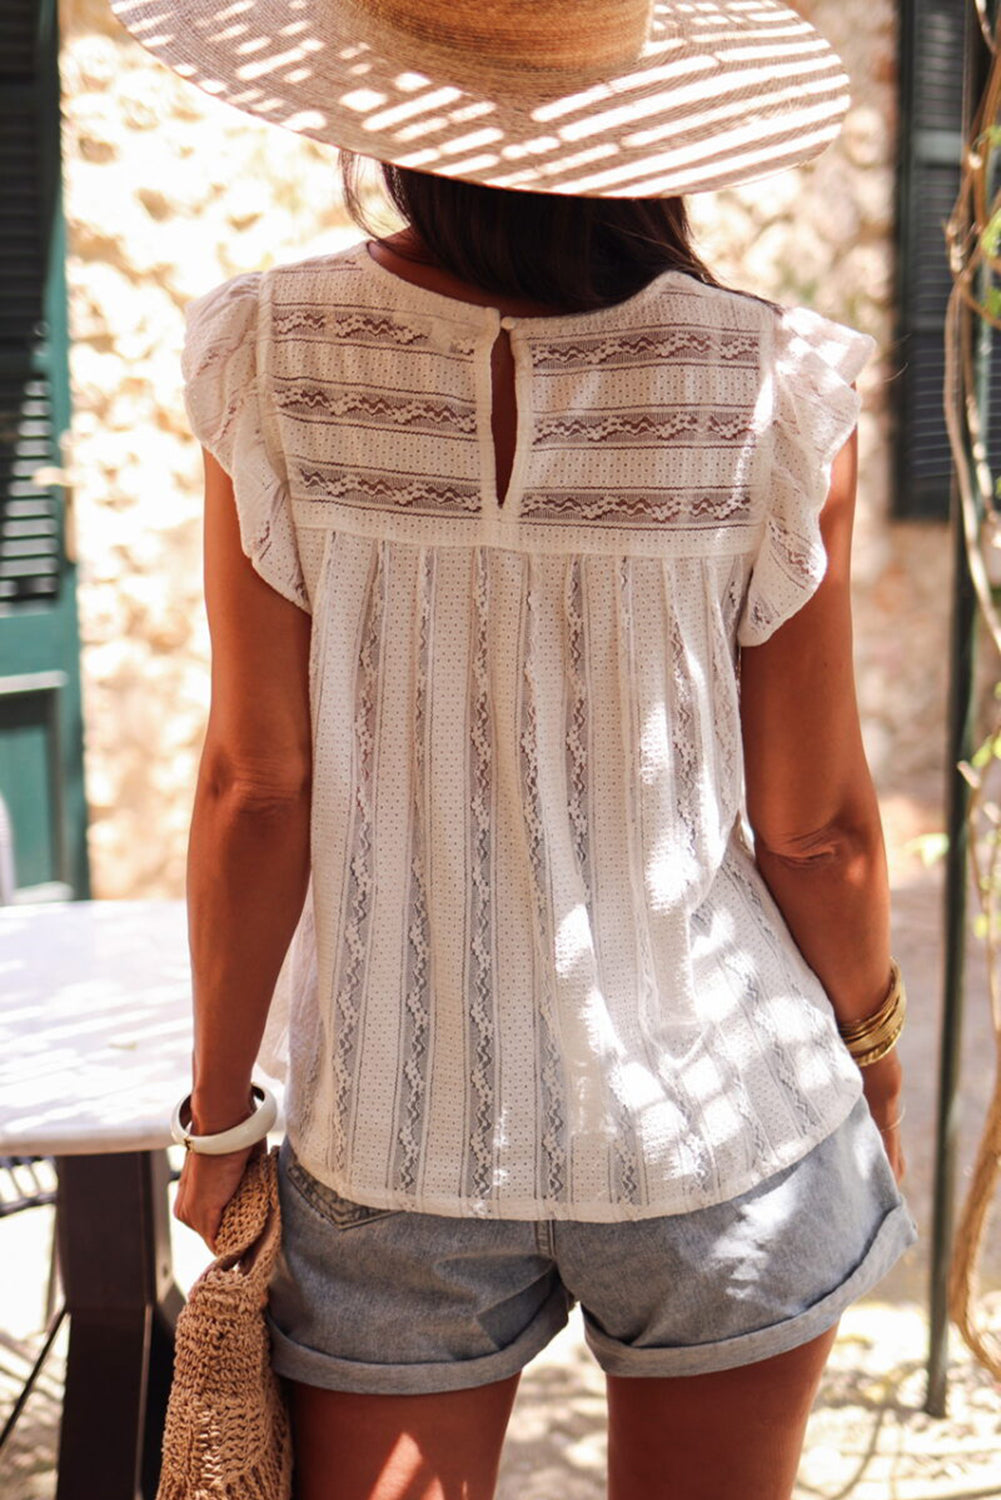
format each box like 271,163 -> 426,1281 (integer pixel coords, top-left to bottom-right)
391,547 -> 435,1197
721,848 -> 828,1138
689,904 -> 774,1181
464,548 -> 499,1203
722,554 -> 749,640
329,541 -> 386,1176
670,599 -> 698,870
614,559 -> 712,1206
521,556 -> 568,1203
528,326 -> 761,373
286,535 -> 337,1143
273,301 -> 478,359
564,557 -> 642,1204
296,462 -> 482,517
534,405 -> 756,450
707,560 -> 744,823
564,557 -> 590,909
520,486 -> 754,527
274,381 -> 478,438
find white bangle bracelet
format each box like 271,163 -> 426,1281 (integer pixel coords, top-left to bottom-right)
170,1083 -> 278,1154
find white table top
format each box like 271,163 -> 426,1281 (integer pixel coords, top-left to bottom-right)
0,899 -> 283,1156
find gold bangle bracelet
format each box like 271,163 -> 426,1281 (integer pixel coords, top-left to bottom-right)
837,960 -> 907,1065
837,960 -> 904,1042
845,991 -> 906,1058
851,1026 -> 904,1068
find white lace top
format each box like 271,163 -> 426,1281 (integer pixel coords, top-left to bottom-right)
182,239 -> 874,1221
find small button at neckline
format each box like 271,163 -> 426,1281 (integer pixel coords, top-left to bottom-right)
500,315 -> 518,330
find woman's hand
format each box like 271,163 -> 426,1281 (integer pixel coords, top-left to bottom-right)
860,1050 -> 906,1186
173,1088 -> 264,1253
174,1140 -> 263,1254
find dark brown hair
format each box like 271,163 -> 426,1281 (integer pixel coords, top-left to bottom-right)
338,149 -> 726,314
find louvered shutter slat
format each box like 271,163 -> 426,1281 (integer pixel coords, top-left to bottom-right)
0,0 -> 90,901
0,371 -> 60,603
896,0 -> 967,519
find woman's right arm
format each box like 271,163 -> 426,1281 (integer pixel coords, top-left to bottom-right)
739,425 -> 906,1183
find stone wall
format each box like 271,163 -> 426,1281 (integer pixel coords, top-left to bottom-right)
688,0 -> 953,870
59,0 -> 948,899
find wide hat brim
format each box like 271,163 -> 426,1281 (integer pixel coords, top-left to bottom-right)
109,0 -> 851,198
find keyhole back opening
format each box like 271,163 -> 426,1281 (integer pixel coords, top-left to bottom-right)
490,327 -> 518,510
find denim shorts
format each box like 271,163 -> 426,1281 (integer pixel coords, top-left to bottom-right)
265,1093 -> 918,1395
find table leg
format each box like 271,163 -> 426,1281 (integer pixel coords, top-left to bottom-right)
54,1150 -> 184,1500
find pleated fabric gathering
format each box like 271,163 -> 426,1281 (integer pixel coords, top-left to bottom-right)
181,240 -> 875,1221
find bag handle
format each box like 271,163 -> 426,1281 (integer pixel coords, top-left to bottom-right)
213,1145 -> 282,1271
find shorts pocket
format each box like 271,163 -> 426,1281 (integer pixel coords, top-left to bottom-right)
285,1154 -> 400,1230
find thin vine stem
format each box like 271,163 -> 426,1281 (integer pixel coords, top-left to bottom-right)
976,0 -> 999,52
944,4 -> 1001,1381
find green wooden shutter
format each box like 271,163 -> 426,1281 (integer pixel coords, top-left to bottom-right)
895,0 -> 969,519
0,0 -> 90,900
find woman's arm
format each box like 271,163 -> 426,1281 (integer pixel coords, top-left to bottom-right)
739,427 -> 905,1178
177,449 -> 312,1246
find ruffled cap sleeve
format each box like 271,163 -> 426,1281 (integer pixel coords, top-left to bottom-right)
181,274 -> 310,613
736,307 -> 876,648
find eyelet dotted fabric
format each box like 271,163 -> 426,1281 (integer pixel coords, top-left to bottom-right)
182,240 -> 874,1222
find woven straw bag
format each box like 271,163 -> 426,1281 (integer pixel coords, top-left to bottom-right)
157,1145 -> 293,1500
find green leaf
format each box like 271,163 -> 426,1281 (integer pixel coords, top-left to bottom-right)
904,832 -> 949,867
974,912 -> 990,940
972,738 -> 995,768
982,207 -> 1001,259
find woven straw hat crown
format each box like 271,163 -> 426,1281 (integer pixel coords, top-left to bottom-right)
110,0 -> 851,196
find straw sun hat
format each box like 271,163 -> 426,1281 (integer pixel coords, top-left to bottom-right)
109,0 -> 850,197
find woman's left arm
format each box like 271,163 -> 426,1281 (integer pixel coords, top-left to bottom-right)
175,449 -> 312,1249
